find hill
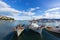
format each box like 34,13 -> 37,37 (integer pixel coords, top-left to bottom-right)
0,16 -> 14,20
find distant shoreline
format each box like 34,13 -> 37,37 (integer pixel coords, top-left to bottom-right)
0,16 -> 14,20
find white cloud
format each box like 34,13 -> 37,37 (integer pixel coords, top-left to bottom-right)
32,16 -> 44,19
22,7 -> 40,16
45,7 -> 60,12
0,1 -> 10,8
22,11 -> 35,16
7,7 -> 60,20
0,1 -> 60,20
0,1 -> 21,16
29,7 -> 40,11
7,16 -> 32,20
31,7 -> 60,20
0,1 -> 36,20
44,7 -> 60,19
21,7 -> 40,16
36,7 -> 40,9
30,8 -> 36,11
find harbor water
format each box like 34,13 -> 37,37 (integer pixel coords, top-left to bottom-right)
0,20 -> 60,40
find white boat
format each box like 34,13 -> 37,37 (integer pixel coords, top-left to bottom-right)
29,24 -> 45,34
29,19 -> 45,34
13,25 -> 24,36
29,27 -> 40,33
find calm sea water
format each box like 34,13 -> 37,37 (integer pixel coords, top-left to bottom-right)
0,20 -> 60,40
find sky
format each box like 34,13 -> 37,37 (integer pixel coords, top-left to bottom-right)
0,0 -> 60,20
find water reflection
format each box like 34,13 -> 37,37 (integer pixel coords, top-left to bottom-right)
0,20 -> 60,40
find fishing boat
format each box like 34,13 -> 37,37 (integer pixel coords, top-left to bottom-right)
46,26 -> 60,33
13,24 -> 25,36
29,19 -> 45,34
29,18 -> 60,36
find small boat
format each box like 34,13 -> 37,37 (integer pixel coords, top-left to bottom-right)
29,25 -> 45,34
46,26 -> 60,33
17,27 -> 24,36
13,24 -> 25,36
29,19 -> 45,34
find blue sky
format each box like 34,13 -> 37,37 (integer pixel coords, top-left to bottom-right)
0,0 -> 60,20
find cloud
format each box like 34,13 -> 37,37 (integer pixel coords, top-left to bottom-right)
32,7 -> 60,20
42,0 -> 60,9
0,1 -> 21,16
0,8 -> 21,16
6,7 -> 60,20
2,0 -> 60,20
32,16 -> 44,19
0,1 -> 36,20
45,7 -> 60,12
0,1 -> 37,16
29,7 -> 40,11
22,7 -> 40,16
0,1 -> 60,20
0,1 -> 10,8
44,7 -> 60,19
7,16 -> 32,20
22,11 -> 35,16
